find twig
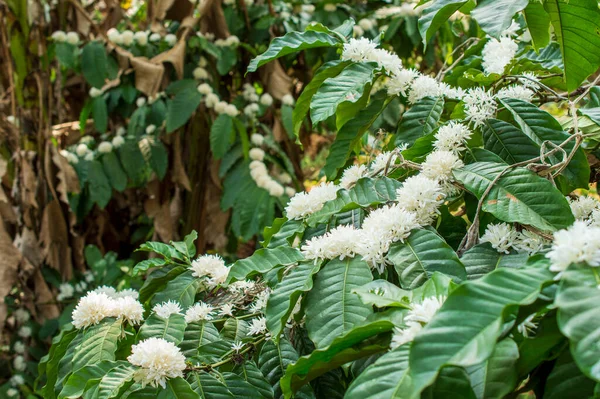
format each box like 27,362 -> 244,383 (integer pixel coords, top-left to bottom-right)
437,37 -> 479,81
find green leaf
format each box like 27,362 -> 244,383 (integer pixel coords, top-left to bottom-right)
466,338 -> 519,399
306,177 -> 401,226
59,360 -> 117,399
481,118 -> 539,165
151,270 -> 201,308
187,371 -> 234,399
556,266 -> 600,381
543,350 -> 597,399
234,361 -> 274,399
248,31 -> 340,72
353,280 -> 412,309
137,313 -> 187,345
407,265 -> 553,397
500,98 -> 589,192
92,96 -> 108,133
293,60 -> 351,137
324,97 -> 387,179
516,313 -> 565,377
305,257 -> 373,348
210,114 -> 235,159
217,47 -> 237,76
166,80 -> 202,133
395,96 -> 444,147
226,246 -> 304,284
453,162 -> 575,232
88,160 -> 112,209
137,241 -> 186,261
460,243 -> 529,280
73,319 -> 122,371
222,372 -> 263,399
97,363 -> 136,399
55,42 -> 78,69
132,258 -> 169,277
181,321 -> 220,358
81,41 -> 108,88
422,367 -> 477,399
158,377 -> 201,399
258,338 -> 301,399
310,62 -> 379,125
263,218 -> 305,249
266,261 -> 322,340
139,265 -> 187,303
544,0 -> 600,91
419,0 -> 469,47
102,151 -> 127,192
281,319 -> 394,397
388,229 -> 466,289
149,141 -> 168,180
344,345 -> 412,399
524,2 -> 551,51
117,140 -> 147,185
471,0 -> 528,38
40,327 -> 78,399
220,318 -> 249,342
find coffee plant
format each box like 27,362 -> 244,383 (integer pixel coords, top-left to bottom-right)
5,0 -> 600,398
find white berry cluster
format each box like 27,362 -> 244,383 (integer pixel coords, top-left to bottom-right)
51,31 -> 80,45
248,134 -> 296,198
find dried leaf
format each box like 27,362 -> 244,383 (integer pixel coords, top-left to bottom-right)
199,0 -> 230,38
51,145 -> 81,204
0,222 -> 23,330
130,57 -> 165,97
260,61 -> 292,100
171,133 -> 192,191
151,38 -> 185,79
39,199 -> 73,280
33,269 -> 60,321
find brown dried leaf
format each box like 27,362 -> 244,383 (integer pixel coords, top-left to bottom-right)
151,38 -> 185,79
130,57 -> 165,97
260,61 -> 292,100
0,222 -> 22,330
172,133 -> 192,191
39,199 -> 73,280
32,269 -> 60,321
19,151 -> 38,209
51,144 -> 81,204
199,0 -> 230,38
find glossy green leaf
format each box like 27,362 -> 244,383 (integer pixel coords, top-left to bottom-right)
40,327 -> 78,399
132,258 -> 169,277
180,321 -> 220,358
139,265 -> 187,304
117,140 -> 147,185
102,151 -> 127,192
59,360 -> 118,399
407,265 -> 554,397
151,270 -> 201,308
310,62 -> 379,125
460,243 -> 529,280
387,229 -> 466,289
97,363 -> 136,399
305,257 -> 373,348
222,372 -> 263,399
543,350 -> 597,399
187,371 -> 234,399
467,338 -> 519,399
226,246 -> 304,283
158,377 -> 201,399
395,96 -> 444,147
471,0 -> 528,38
524,2 -> 551,51
481,118 -> 539,165
235,361 -> 274,399
419,0 -> 469,47
81,41 -> 108,88
149,140 -> 168,180
137,313 -> 187,345
266,261 -> 322,341
210,114 -> 235,159
453,162 -> 574,232
258,338 -> 301,399
92,96 -> 108,133
73,318 -> 122,371
248,31 -> 340,72
88,160 -> 112,209
166,80 -> 202,133
544,0 -> 600,91
353,280 -> 412,309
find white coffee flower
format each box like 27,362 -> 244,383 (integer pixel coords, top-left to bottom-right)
89,87 -> 103,98
225,35 -> 240,46
121,30 -> 134,46
193,67 -> 209,80
244,103 -> 260,116
57,283 -> 75,301
266,180 -> 285,197
518,72 -> 541,90
248,317 -> 267,335
358,18 -> 374,31
51,30 -> 67,42
190,255 -> 229,287
13,341 -> 26,354
225,104 -> 239,117
112,135 -> 125,148
136,97 -> 146,107
249,148 -> 265,161
302,225 -> 363,262
198,56 -> 208,67
93,285 -> 117,297
165,33 -> 177,46
205,93 -> 219,108
281,94 -> 295,106
482,37 -> 517,75
197,83 -> 213,95
547,221 -> 600,276
10,374 -> 25,386
114,289 -> 139,299
14,309 -> 30,323
112,296 -> 144,325
75,144 -> 89,157
342,38 -> 378,62
231,341 -> 244,352
84,152 -> 94,161
480,223 -> 519,254
214,101 -> 228,114
7,388 -> 18,397
72,291 -> 114,329
390,322 -> 422,349
407,75 -> 441,104
323,3 -> 337,12
18,326 -> 32,338
149,32 -> 161,42
353,25 -> 364,37
434,122 -> 472,152
421,150 -> 464,182
285,187 -> 296,197
13,356 -> 26,372
134,31 -> 149,46
285,182 -> 339,219
405,296 -> 446,325
251,134 -> 264,146
569,196 -> 600,220
146,124 -> 156,134
220,303 -> 234,317
396,175 -> 445,225
128,338 -> 186,388
387,68 -> 419,97
514,230 -> 549,255
301,4 -> 315,13
463,87 -> 497,128
340,164 -> 368,189
98,141 -> 113,153
66,31 -> 79,45
260,93 -> 273,107
370,151 -> 398,174
185,302 -> 214,323
496,85 -> 534,102
517,314 -> 537,337
116,126 -> 126,136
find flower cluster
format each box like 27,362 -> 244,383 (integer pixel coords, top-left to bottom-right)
200,83 -> 240,117
71,288 -> 144,329
482,37 -> 518,75
547,221 -> 600,277
390,296 -> 446,349
190,254 -> 230,288
128,338 -> 186,388
481,223 -> 549,255
248,137 -> 295,197
51,31 -> 80,45
285,182 -> 340,219
433,122 -> 473,153
341,38 -> 402,76
568,195 -> 600,225
106,28 -> 175,47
